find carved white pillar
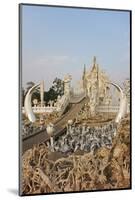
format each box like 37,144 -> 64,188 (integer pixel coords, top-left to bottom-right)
40,80 -> 44,107
64,74 -> 72,95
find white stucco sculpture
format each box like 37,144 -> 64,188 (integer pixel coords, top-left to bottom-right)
24,83 -> 40,123
108,82 -> 127,123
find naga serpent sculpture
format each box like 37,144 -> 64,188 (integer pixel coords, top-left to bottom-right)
24,82 -> 127,124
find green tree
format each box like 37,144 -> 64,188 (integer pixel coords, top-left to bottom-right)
44,78 -> 64,104
52,78 -> 64,96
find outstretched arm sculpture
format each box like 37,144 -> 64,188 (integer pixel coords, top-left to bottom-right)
24,83 -> 40,123
108,82 -> 127,123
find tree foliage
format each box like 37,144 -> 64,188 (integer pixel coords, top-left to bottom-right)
44,78 -> 64,104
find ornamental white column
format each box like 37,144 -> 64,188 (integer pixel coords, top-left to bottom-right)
40,80 -> 44,107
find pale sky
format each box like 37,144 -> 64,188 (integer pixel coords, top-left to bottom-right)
21,5 -> 130,90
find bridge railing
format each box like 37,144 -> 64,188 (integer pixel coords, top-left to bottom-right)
22,106 -> 57,114
97,105 -> 119,113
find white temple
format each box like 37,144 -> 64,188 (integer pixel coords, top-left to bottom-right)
82,56 -> 110,104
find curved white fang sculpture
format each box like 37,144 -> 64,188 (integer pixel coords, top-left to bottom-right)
108,82 -> 127,123
24,83 -> 40,123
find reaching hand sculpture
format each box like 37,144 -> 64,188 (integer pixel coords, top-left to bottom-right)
24,83 -> 40,123
46,123 -> 55,152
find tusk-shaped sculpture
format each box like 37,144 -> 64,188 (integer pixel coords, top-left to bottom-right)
108,82 -> 127,123
24,83 -> 40,123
